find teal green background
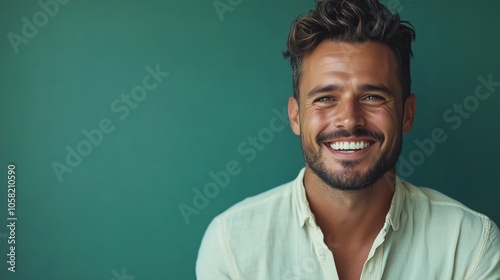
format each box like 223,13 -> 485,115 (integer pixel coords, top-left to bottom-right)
0,0 -> 499,279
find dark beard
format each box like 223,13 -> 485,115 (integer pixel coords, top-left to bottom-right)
301,127 -> 402,191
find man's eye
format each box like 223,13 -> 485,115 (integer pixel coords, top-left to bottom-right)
365,95 -> 384,101
315,96 -> 333,102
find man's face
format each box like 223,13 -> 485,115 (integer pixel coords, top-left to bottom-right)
288,41 -> 415,190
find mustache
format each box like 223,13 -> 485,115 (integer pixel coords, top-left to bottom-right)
316,127 -> 385,143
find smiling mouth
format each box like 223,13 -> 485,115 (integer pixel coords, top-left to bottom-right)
326,141 -> 373,153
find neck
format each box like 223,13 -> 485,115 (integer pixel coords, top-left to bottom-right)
303,167 -> 396,249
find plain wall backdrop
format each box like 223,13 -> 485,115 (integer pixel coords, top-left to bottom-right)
0,0 -> 499,279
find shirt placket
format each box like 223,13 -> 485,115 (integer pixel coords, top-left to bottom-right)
308,219 -> 340,280
359,223 -> 389,280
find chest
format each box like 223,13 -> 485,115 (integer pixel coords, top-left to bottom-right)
329,245 -> 372,280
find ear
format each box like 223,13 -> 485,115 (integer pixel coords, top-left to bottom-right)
402,93 -> 416,134
288,96 -> 301,136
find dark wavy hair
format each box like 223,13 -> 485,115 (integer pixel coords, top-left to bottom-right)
283,0 -> 416,101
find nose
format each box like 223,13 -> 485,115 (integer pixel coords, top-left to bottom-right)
333,97 -> 365,131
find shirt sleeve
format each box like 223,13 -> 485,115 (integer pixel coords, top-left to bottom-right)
469,218 -> 500,279
196,217 -> 235,280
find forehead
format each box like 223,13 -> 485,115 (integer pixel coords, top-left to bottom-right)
300,40 -> 401,97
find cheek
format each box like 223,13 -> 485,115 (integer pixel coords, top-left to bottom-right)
303,110 -> 332,134
366,108 -> 401,140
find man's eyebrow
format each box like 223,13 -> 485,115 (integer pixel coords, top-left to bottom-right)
307,84 -> 342,99
306,83 -> 395,98
359,84 -> 395,96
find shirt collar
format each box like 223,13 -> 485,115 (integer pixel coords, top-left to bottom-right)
293,168 -> 406,231
386,176 -> 406,231
292,168 -> 314,228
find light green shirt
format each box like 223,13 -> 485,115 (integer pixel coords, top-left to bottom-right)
196,168 -> 500,279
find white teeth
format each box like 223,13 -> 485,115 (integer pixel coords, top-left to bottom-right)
329,141 -> 371,151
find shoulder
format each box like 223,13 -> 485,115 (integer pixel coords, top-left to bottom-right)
399,180 -> 498,255
214,179 -> 296,229
197,178 -> 300,278
393,180 -> 500,277
203,174 -> 303,250
401,180 -> 491,226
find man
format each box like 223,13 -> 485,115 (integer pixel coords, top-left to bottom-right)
196,0 -> 500,279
